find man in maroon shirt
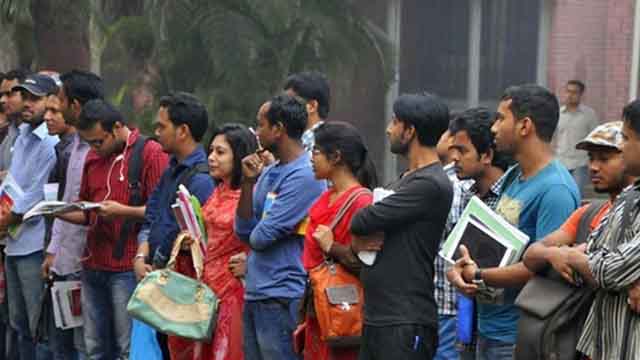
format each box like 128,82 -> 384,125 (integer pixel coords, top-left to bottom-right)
57,99 -> 168,359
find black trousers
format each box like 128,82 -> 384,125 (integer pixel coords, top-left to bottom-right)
358,324 -> 438,360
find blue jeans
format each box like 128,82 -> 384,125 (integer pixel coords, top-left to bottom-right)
81,270 -> 136,360
475,336 -> 515,360
434,315 -> 457,360
243,298 -> 301,360
5,251 -> 49,360
49,273 -> 86,360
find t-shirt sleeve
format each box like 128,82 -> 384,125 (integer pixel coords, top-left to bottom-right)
559,205 -> 589,240
535,185 -> 578,240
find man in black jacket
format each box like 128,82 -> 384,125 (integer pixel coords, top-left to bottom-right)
350,93 -> 453,360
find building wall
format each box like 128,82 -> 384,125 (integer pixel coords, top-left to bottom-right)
547,0 -> 635,121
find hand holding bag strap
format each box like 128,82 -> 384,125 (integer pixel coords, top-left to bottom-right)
166,233 -> 204,280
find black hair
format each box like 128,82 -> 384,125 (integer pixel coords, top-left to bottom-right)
393,92 -> 450,147
265,94 -> 308,140
567,80 -> 586,94
623,99 -> 640,134
500,84 -> 560,143
207,123 -> 258,190
59,70 -> 105,106
159,92 -> 209,142
77,99 -> 126,132
3,69 -> 29,83
449,107 -> 514,171
284,71 -> 331,119
314,121 -> 378,189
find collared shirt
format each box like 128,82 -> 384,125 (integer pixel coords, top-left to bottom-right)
460,175 -> 505,211
47,134 -> 90,276
301,121 -> 324,154
5,122 -> 58,256
137,146 -> 215,266
79,129 -> 168,272
553,104 -> 599,170
576,182 -> 640,359
435,163 -> 474,316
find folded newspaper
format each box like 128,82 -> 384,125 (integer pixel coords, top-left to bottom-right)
24,201 -> 102,220
439,196 -> 529,268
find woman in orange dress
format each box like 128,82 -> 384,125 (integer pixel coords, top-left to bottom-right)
301,121 -> 378,360
198,123 -> 258,360
169,123 -> 257,360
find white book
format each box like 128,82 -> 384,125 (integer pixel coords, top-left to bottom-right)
51,281 -> 83,330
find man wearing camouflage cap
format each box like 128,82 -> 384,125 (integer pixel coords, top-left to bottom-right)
517,121 -> 635,359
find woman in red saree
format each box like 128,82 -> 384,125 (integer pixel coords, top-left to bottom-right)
169,123 -> 257,360
302,122 -> 378,360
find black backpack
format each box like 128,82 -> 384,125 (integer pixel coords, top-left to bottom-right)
514,200 -> 606,360
112,135 -> 209,259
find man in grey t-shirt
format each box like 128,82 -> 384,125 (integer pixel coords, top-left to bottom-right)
552,80 -> 599,197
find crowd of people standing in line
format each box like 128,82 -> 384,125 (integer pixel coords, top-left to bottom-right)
0,66 -> 637,360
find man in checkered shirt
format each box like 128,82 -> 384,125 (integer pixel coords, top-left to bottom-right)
434,108 -> 513,360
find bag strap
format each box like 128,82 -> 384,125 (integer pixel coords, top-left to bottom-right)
170,162 -> 210,204
575,200 -> 607,245
113,135 -> 151,259
166,232 -> 204,280
328,188 -> 372,231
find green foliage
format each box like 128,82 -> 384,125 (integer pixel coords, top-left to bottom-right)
143,0 -> 391,131
0,0 -> 392,139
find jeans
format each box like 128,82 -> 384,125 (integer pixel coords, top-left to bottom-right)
0,286 -> 18,359
49,273 -> 86,360
5,251 -> 49,360
570,166 -> 589,199
358,324 -> 438,360
243,298 -> 301,360
434,315 -> 457,360
81,270 -> 136,360
475,336 -> 515,360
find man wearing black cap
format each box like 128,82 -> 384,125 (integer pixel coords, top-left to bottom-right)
0,73 -> 59,360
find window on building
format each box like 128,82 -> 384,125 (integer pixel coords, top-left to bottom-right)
399,0 -> 547,112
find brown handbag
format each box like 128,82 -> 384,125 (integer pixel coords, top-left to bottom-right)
308,188 -> 370,347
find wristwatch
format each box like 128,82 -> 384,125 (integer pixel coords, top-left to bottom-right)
133,253 -> 146,264
472,269 -> 485,286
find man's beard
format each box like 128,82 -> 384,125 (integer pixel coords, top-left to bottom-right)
390,138 -> 409,155
593,174 -> 625,194
26,113 -> 45,128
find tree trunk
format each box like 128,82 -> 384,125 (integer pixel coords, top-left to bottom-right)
0,21 -> 19,71
31,0 -> 91,72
